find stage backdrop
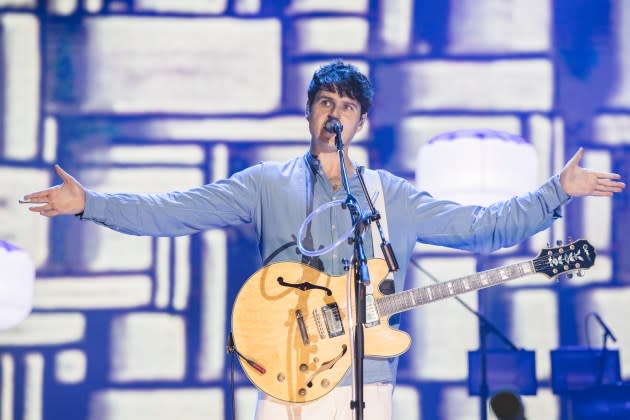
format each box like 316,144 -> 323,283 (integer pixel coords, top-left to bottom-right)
0,1 -> 628,419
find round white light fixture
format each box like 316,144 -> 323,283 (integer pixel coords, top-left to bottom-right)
416,129 -> 538,206
0,241 -> 34,330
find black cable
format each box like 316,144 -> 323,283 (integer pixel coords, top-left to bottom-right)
356,167 -> 399,273
227,333 -> 236,420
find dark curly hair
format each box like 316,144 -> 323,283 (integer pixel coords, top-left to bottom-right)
306,60 -> 374,115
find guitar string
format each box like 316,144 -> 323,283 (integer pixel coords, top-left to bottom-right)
296,265 -> 523,332
295,257 -> 585,337
298,263 -> 525,328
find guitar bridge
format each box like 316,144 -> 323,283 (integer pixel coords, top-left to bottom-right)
313,309 -> 326,339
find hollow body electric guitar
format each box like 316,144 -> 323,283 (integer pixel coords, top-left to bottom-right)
231,239 -> 595,403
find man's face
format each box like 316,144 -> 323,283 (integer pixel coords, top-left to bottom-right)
307,89 -> 366,153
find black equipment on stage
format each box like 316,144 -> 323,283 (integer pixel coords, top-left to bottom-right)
551,346 -> 629,419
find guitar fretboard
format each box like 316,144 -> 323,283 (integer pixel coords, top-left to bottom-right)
376,261 -> 535,317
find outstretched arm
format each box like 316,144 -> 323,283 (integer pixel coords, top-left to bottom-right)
22,165 -> 86,217
560,148 -> 625,197
22,162 -> 263,236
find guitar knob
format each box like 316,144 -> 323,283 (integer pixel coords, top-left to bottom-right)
298,388 -> 307,396
567,273 -> 573,279
577,269 -> 585,277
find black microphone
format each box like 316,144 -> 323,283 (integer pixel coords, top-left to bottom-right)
324,118 -> 343,134
592,312 -> 617,342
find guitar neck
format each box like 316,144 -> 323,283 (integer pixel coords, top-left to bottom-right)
376,260 -> 536,317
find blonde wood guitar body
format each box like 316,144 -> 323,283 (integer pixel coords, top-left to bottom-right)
231,258 -> 409,403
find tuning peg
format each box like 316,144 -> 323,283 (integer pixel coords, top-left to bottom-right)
556,239 -> 563,246
577,269 -> 585,277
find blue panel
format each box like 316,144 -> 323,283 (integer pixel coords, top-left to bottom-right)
468,350 -> 537,395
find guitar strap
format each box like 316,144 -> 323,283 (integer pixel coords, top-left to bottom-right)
357,167 -> 396,295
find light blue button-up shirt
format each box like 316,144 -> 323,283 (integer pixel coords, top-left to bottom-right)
81,152 -> 570,386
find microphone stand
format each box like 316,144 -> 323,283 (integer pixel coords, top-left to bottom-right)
596,330 -> 611,386
333,126 -> 371,420
411,260 -> 520,420
586,312 -> 617,387
595,321 -> 616,387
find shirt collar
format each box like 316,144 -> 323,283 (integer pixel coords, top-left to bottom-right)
304,151 -> 321,174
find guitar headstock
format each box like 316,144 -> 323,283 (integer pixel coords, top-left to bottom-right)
533,239 -> 596,279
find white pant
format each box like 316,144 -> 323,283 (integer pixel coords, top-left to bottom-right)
254,383 -> 393,420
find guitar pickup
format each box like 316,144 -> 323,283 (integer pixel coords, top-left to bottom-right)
322,303 -> 344,338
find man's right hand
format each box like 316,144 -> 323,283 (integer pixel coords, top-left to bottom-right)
22,165 -> 86,217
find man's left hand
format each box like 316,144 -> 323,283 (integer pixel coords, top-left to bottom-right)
560,148 -> 625,197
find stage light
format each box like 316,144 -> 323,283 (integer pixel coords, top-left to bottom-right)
0,241 -> 34,329
416,129 -> 538,206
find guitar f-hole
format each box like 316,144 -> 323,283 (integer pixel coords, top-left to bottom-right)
277,276 -> 333,296
306,344 -> 348,388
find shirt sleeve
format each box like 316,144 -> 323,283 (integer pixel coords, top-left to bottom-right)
79,163 -> 264,237
405,174 -> 571,254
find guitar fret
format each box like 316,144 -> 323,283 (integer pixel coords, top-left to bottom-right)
441,283 -> 450,297
468,274 -> 479,289
399,293 -> 408,310
492,270 -> 499,283
453,280 -> 465,294
411,289 -> 421,305
413,288 -> 426,305
423,287 -> 432,303
483,271 -> 493,285
404,293 -> 413,310
392,294 -> 402,312
451,281 -> 460,294
379,295 -> 393,315
386,296 -> 395,314
444,282 -> 452,296
404,291 -> 415,310
392,294 -> 404,312
409,290 -> 416,305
